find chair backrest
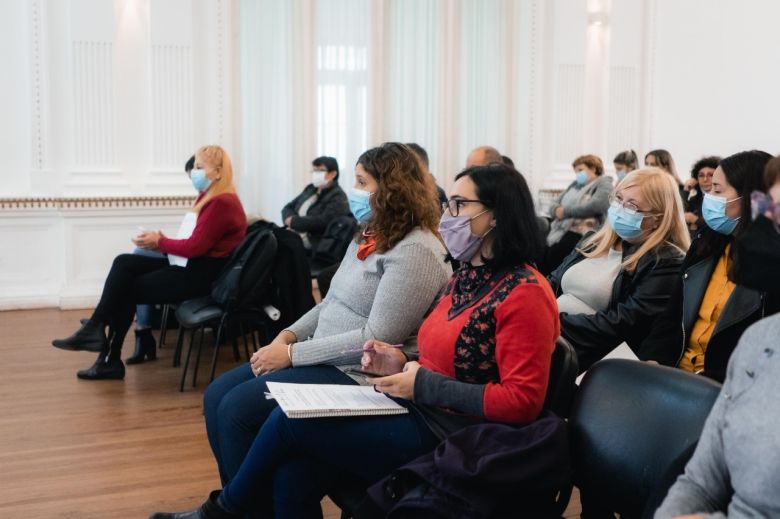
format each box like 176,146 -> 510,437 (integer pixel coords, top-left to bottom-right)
211,228 -> 277,309
312,215 -> 358,267
543,336 -> 579,418
569,359 -> 721,518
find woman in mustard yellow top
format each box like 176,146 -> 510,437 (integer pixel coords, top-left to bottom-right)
640,150 -> 780,382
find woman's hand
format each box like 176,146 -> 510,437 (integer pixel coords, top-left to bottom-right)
250,340 -> 291,376
684,212 -> 699,224
132,230 -> 163,250
369,361 -> 420,400
554,206 -> 565,220
361,340 -> 407,376
284,216 -> 293,227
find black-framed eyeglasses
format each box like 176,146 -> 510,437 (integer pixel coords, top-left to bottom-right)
443,198 -> 485,217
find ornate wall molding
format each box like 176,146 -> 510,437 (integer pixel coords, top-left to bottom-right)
0,196 -> 196,211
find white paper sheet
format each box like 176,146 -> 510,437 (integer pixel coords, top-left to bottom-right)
168,211 -> 198,267
265,381 -> 408,418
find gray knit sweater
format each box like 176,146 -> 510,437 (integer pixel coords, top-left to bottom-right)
288,229 -> 451,367
655,314 -> 780,519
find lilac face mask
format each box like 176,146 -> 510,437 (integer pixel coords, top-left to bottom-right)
438,210 -> 491,262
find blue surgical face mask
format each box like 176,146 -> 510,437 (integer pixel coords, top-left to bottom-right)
575,171 -> 589,186
702,193 -> 741,235
190,169 -> 212,192
608,201 -> 646,240
616,170 -> 627,182
348,188 -> 373,222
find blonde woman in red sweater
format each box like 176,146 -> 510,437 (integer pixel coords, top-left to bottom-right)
53,145 -> 246,380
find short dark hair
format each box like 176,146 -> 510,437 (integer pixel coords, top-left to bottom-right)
501,155 -> 515,167
185,155 -> 195,173
613,149 -> 638,170
454,164 -> 542,270
312,156 -> 340,181
405,143 -> 429,168
690,156 -> 721,179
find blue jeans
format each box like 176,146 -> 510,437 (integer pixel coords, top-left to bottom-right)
203,363 -> 360,486
218,403 -> 439,518
132,248 -> 165,328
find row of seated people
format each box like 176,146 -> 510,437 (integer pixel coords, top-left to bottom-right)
69,141 -> 769,518
542,149 -> 722,275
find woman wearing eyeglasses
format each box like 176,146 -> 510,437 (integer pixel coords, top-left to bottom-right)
547,168 -> 690,371
640,150 -> 780,382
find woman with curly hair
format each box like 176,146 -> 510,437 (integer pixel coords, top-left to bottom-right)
196,142 -> 451,488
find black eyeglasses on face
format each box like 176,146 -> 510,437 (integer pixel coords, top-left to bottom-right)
443,198 -> 485,217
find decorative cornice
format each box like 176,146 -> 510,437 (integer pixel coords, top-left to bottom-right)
0,196 -> 196,210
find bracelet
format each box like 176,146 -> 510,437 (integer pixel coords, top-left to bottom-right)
287,343 -> 294,366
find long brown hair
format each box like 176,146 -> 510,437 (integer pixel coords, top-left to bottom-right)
192,145 -> 237,213
580,168 -> 690,273
356,143 -> 441,253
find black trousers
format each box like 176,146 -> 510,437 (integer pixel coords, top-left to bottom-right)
91,254 -> 227,359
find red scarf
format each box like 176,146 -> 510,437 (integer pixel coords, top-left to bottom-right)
357,237 -> 377,260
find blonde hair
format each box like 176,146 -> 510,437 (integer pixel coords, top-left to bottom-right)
580,167 -> 690,273
192,145 -> 237,213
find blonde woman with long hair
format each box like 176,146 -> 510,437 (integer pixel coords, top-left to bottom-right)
547,167 -> 690,371
53,145 -> 247,380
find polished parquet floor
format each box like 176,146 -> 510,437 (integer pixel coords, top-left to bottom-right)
0,308 -> 580,518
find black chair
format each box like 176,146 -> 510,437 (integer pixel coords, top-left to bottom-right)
174,229 -> 278,391
569,359 -> 722,519
329,336 -> 580,519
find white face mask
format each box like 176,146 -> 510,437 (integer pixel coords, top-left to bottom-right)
311,171 -> 328,188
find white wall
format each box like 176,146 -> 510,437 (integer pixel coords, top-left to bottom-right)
0,0 -> 238,309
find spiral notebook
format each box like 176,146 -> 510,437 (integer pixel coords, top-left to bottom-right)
266,382 -> 408,418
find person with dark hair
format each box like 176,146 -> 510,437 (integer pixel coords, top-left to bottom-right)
406,142 -> 447,206
149,164 -> 559,519
124,155 -> 198,364
501,155 -> 515,167
682,156 -> 721,234
645,148 -> 690,210
52,146 -> 246,379
613,149 -> 639,181
281,156 -> 351,252
542,154 -> 613,274
641,150 -> 780,382
655,161 -> 780,518
182,143 -> 450,492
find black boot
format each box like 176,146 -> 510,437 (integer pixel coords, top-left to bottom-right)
126,329 -> 157,364
52,320 -> 107,352
77,352 -> 125,380
149,490 -> 241,519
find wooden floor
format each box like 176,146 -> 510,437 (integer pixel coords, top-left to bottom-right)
0,308 -> 580,518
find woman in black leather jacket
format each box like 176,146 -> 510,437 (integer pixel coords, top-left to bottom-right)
640,150 -> 779,382
548,168 -> 690,372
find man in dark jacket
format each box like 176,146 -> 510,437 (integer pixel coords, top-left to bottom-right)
281,156 -> 351,252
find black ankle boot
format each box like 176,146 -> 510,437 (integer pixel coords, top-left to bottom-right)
77,353 -> 125,380
149,490 -> 241,519
52,320 -> 107,352
126,329 -> 157,364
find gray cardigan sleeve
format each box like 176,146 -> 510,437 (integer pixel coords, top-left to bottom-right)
654,371 -> 734,518
413,367 -> 485,416
285,302 -> 324,343
291,242 -> 449,366
563,178 -> 613,219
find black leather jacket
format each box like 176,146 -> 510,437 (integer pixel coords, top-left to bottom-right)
639,235 -> 778,382
281,183 -> 350,248
548,240 -> 685,372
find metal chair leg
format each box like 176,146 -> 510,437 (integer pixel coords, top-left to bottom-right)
209,315 -> 229,383
192,326 -> 207,388
173,327 -> 185,367
159,304 -> 170,347
240,322 -> 251,362
179,329 -> 196,392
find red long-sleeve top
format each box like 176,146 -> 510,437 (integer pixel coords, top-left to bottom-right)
417,266 -> 560,424
158,193 -> 246,258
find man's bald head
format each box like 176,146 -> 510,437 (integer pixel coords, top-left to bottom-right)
466,146 -> 502,168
